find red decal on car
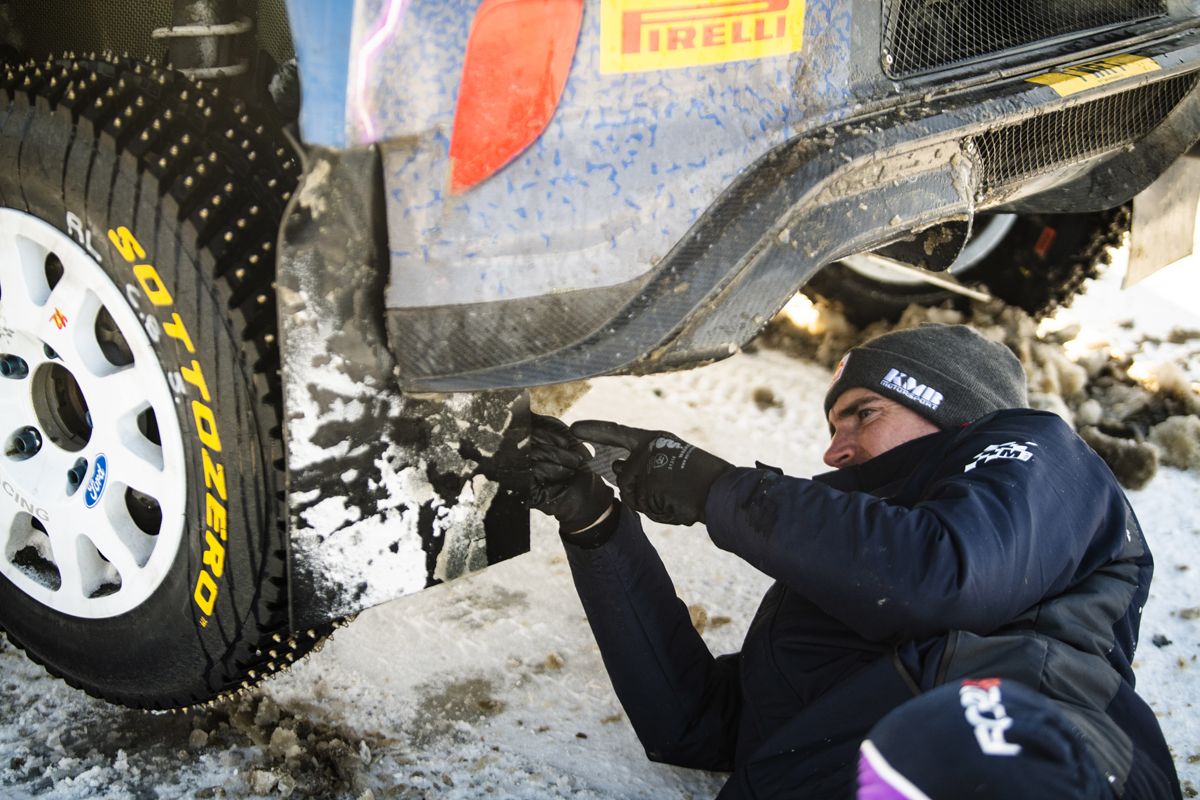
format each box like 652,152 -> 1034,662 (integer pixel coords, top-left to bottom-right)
449,0 -> 584,193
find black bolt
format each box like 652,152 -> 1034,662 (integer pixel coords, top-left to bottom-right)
43,344 -> 59,360
0,354 -> 28,378
11,427 -> 42,457
67,460 -> 88,487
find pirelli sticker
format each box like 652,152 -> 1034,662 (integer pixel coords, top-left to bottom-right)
601,0 -> 806,74
1025,53 -> 1160,97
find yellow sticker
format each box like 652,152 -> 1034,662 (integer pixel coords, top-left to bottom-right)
1025,53 -> 1160,97
600,0 -> 805,74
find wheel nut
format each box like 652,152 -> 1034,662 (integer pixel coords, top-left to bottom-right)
67,458 -> 88,488
9,426 -> 43,458
0,354 -> 28,378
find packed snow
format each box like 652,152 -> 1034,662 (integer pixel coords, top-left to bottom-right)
3,253 -> 1199,799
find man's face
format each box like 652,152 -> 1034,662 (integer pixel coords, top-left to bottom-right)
823,388 -> 940,469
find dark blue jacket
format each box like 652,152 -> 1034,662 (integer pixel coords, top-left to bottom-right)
563,410 -> 1180,798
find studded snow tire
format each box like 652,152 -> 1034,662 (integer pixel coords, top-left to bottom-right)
0,55 -> 314,709
806,207 -> 1130,325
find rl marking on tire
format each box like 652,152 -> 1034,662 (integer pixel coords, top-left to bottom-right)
108,225 -> 232,620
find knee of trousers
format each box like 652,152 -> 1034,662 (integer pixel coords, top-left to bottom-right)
856,678 -> 1112,800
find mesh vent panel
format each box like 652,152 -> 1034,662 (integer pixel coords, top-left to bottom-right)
972,73 -> 1197,195
7,1 -> 290,67
254,0 -> 295,66
11,0 -> 175,61
883,0 -> 1166,77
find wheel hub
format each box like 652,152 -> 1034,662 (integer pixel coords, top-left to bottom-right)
0,209 -> 187,618
32,361 -> 93,452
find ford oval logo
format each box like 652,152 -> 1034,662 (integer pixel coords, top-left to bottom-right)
84,454 -> 108,509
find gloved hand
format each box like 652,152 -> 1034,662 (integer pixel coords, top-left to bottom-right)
529,414 -> 614,534
570,420 -> 732,526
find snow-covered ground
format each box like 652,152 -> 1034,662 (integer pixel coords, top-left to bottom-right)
2,255 -> 1199,799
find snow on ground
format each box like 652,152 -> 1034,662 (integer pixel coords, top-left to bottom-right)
2,255 -> 1200,799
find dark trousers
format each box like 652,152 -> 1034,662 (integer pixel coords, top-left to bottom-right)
858,679 -> 1114,800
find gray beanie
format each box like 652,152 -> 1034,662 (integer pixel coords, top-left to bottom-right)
824,324 -> 1028,429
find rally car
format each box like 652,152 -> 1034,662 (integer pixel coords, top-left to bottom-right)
1,0 -> 1198,708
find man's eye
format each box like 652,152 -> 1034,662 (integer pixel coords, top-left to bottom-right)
858,407 -> 877,421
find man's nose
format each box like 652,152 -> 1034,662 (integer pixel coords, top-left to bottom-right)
823,431 -> 857,468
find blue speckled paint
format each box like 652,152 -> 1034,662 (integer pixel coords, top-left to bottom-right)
354,0 -> 854,307
287,0 -> 355,147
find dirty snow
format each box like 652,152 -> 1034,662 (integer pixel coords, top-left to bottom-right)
3,255 -> 1200,798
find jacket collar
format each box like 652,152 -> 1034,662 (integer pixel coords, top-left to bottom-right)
811,426 -> 956,495
811,408 -> 1048,494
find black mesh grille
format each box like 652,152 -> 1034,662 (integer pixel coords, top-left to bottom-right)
255,0 -> 296,66
10,0 -> 175,61
972,73 -> 1197,195
883,0 -> 1167,77
7,0 -> 291,67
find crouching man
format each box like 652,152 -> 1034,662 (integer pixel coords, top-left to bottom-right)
530,323 -> 1181,799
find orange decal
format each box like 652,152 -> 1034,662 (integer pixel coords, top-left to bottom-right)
1033,226 -> 1057,260
601,0 -> 805,73
50,308 -> 68,330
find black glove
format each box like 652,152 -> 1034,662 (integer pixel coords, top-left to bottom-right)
570,420 -> 732,526
529,414 -> 614,534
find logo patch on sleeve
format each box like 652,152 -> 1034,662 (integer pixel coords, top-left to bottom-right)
964,441 -> 1037,472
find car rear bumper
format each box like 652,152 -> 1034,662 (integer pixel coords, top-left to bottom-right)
388,28 -> 1200,391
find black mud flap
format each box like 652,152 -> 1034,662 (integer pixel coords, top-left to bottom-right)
276,144 -> 529,632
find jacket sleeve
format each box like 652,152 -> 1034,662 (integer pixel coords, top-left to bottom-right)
704,419 -> 1124,642
562,502 -> 742,770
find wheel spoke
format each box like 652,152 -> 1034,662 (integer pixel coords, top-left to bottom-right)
114,428 -> 169,494
88,510 -> 153,580
90,365 -> 158,422
45,526 -> 89,600
69,291 -> 122,379
0,217 -> 52,309
39,273 -> 97,359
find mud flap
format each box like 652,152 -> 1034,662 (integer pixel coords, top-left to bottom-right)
275,144 -> 529,631
1126,149 -> 1200,287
